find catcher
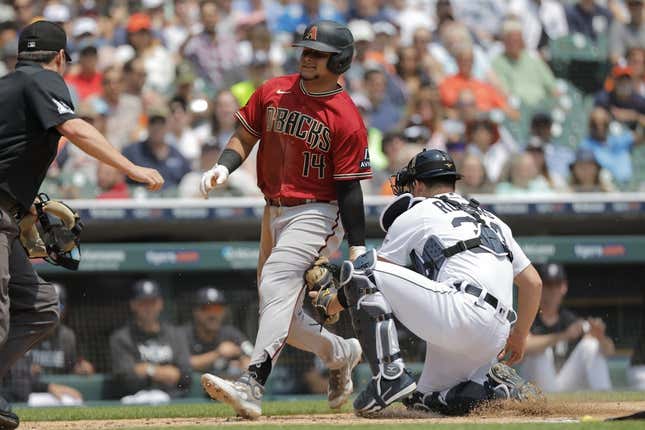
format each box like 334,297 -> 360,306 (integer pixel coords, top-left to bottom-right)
307,149 -> 545,416
0,20 -> 163,430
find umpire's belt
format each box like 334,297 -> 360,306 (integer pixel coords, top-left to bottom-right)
453,281 -> 517,324
0,189 -> 24,221
266,197 -> 335,207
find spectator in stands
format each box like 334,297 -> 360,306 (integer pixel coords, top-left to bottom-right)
580,106 -> 636,184
409,26 -> 444,86
275,0 -> 345,35
1,355 -> 83,406
12,0 -> 36,28
450,0 -> 506,47
363,66 -> 405,133
65,44 -> 102,102
125,12 -> 175,94
96,162 -> 131,199
348,0 -> 388,23
465,116 -> 511,183
166,96 -> 200,166
344,20 -> 375,93
30,284 -> 94,376
195,90 -> 240,151
182,287 -> 253,380
507,0 -> 569,53
100,66 -> 144,150
230,50 -> 272,107
627,47 -> 645,96
408,84 -> 446,150
520,263 -> 614,392
528,112 -> 576,181
439,46 -> 519,121
122,106 -> 192,191
0,38 -> 17,77
568,148 -> 615,192
491,19 -> 558,107
395,44 -> 432,97
495,152 -> 553,195
565,0 -> 613,41
608,0 -> 645,63
183,0 -> 241,94
595,66 -> 645,131
525,137 -> 568,191
456,153 -> 494,195
163,0 -> 200,54
109,280 -> 192,399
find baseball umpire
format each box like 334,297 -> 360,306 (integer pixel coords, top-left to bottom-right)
199,20 -> 371,419
0,20 -> 163,429
309,149 -> 545,416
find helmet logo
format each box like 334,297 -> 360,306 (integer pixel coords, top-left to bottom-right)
445,162 -> 453,168
304,26 -> 318,41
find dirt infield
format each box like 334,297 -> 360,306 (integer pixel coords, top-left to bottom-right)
19,400 -> 645,429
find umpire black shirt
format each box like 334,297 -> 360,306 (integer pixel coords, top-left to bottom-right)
0,61 -> 76,214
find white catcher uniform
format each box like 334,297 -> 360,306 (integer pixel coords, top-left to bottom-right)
373,192 -> 531,392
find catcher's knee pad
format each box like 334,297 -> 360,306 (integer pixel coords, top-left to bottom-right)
340,250 -> 403,379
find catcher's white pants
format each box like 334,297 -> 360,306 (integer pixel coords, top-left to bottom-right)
250,203 -> 350,371
373,261 -> 511,393
520,336 -> 612,392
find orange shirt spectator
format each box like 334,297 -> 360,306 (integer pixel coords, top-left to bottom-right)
65,45 -> 103,101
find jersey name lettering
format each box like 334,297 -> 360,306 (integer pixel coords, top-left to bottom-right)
266,107 -> 330,152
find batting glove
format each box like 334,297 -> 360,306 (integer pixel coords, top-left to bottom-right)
199,164 -> 229,198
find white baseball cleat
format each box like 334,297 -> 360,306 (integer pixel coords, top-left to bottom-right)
328,338 -> 363,409
201,373 -> 263,419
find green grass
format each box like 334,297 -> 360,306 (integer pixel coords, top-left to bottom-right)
16,399 -> 351,421
114,424 -> 644,430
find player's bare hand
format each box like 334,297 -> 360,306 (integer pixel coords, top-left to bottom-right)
127,166 -> 164,191
199,164 -> 229,198
217,341 -> 242,359
498,328 -> 527,366
563,319 -> 585,341
587,317 -> 606,339
48,383 -> 83,401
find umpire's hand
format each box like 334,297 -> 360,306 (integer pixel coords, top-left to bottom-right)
127,165 -> 165,192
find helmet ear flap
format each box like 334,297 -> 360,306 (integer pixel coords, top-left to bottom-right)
327,47 -> 353,74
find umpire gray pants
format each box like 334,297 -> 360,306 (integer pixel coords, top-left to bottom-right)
0,208 -> 59,379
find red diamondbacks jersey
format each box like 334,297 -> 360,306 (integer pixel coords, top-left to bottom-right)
235,74 -> 372,201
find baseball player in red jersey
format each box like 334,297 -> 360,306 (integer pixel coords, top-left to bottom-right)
199,20 -> 371,419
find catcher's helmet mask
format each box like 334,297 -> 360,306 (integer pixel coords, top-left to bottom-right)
292,20 -> 354,74
391,149 -> 462,195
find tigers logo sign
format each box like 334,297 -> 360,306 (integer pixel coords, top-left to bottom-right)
304,26 -> 318,41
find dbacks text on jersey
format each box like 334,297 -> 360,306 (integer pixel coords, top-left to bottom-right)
265,107 -> 331,152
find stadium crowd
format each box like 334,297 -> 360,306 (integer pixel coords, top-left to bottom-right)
0,0 -> 645,405
0,0 -> 643,199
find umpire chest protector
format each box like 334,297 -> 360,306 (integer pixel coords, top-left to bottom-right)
410,196 -> 513,281
292,20 -> 355,74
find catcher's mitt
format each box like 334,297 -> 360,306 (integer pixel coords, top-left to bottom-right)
304,256 -> 341,325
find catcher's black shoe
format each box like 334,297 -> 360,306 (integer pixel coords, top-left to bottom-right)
353,367 -> 417,415
402,390 -> 431,412
487,363 -> 545,402
0,396 -> 19,430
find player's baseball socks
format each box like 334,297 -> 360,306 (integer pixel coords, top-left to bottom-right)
201,373 -> 263,419
0,396 -> 19,430
487,362 -> 545,403
328,338 -> 363,409
353,368 -> 417,415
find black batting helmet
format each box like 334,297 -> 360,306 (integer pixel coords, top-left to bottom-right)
292,20 -> 354,74
391,149 -> 462,195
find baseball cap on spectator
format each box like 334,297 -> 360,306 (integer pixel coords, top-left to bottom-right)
373,21 -> 397,37
348,20 -> 374,43
127,13 -> 152,33
72,17 -> 98,39
570,147 -> 600,169
143,0 -> 164,9
612,65 -> 633,79
19,20 -> 72,62
194,287 -> 227,307
131,279 -> 162,300
43,4 -> 71,24
147,105 -> 169,123
536,263 -> 567,285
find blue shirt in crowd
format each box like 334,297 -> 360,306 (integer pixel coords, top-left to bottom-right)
580,131 -> 634,183
122,140 -> 192,189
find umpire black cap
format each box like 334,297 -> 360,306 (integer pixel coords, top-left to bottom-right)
18,20 -> 72,62
292,20 -> 354,74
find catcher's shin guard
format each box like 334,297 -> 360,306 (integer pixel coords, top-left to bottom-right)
340,250 -> 404,379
